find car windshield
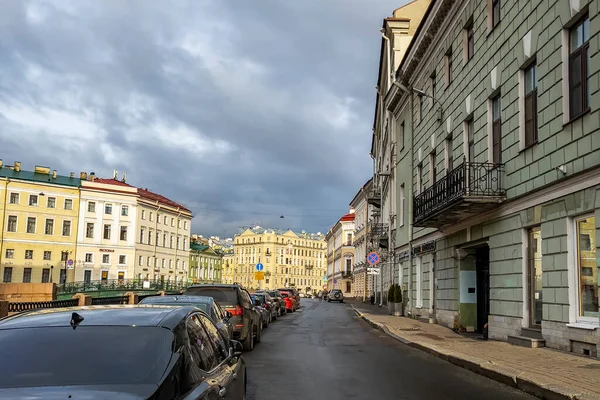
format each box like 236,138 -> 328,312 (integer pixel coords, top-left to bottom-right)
280,293 -> 289,298
0,326 -> 172,388
184,287 -> 238,305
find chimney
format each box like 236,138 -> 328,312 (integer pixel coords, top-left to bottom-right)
0,159 -> 3,168
70,172 -> 75,178
122,172 -> 127,183
113,170 -> 118,179
90,172 -> 96,182
52,170 -> 57,179
80,172 -> 88,180
14,161 -> 21,172
34,165 -> 50,174
349,207 -> 355,214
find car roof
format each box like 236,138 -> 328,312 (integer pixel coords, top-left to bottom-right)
187,284 -> 240,289
0,305 -> 199,330
140,295 -> 214,305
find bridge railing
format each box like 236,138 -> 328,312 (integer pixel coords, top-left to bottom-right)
56,279 -> 191,295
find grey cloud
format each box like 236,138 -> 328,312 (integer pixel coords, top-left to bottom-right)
0,0 -> 402,237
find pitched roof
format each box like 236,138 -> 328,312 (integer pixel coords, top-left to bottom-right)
0,167 -> 80,187
138,188 -> 191,213
93,178 -> 133,187
341,213 -> 356,222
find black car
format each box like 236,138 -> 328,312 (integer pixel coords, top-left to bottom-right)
259,290 -> 285,317
0,305 -> 246,399
252,292 -> 278,322
138,295 -> 234,341
184,284 -> 261,351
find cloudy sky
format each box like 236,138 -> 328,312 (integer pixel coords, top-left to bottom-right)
0,0 -> 403,237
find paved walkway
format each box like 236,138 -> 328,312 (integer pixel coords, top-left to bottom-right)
349,301 -> 600,400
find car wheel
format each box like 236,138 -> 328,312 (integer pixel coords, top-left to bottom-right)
243,329 -> 254,352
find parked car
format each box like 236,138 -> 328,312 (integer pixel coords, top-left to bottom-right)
278,287 -> 300,307
0,305 -> 247,399
184,284 -> 262,351
328,289 -> 344,303
252,292 -> 277,322
250,294 -> 270,329
138,294 -> 233,340
279,291 -> 296,313
260,290 -> 285,316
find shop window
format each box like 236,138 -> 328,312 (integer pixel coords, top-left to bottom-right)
575,216 -> 598,318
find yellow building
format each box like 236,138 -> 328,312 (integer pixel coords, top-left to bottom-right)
222,248 -> 235,284
0,161 -> 80,284
232,227 -> 326,293
326,209 -> 356,294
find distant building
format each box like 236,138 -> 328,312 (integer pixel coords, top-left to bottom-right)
326,210 -> 356,295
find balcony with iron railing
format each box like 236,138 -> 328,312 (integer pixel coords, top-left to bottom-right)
367,188 -> 382,208
413,161 -> 506,228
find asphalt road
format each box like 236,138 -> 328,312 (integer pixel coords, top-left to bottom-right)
243,299 -> 536,400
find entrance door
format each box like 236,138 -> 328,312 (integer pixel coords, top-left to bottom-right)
59,269 -> 67,284
528,227 -> 543,328
84,270 -> 92,285
475,246 -> 490,333
101,270 -> 108,283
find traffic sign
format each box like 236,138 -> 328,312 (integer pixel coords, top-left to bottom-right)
255,263 -> 264,271
367,267 -> 381,275
67,259 -> 74,266
367,252 -> 381,266
67,259 -> 74,270
254,272 -> 265,281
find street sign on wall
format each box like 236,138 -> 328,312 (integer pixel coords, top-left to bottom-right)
367,252 -> 381,266
367,267 -> 380,275
255,263 -> 264,271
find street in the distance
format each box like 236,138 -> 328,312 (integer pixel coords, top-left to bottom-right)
243,299 -> 536,400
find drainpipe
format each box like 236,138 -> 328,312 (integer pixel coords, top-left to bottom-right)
0,178 -> 8,280
381,28 -> 392,92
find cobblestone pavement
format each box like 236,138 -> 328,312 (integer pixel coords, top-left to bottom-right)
349,300 -> 600,400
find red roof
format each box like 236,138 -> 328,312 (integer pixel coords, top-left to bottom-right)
138,188 -> 191,213
93,178 -> 133,187
340,213 -> 355,222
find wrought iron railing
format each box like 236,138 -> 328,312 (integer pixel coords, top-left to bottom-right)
341,271 -> 352,279
414,161 -> 505,223
56,279 -> 190,295
91,296 -> 129,305
370,223 -> 389,236
8,298 -> 79,313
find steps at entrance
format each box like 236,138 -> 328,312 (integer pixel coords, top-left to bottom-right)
520,327 -> 544,340
508,334 -> 546,348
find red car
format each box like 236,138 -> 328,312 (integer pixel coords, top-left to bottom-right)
279,291 -> 297,313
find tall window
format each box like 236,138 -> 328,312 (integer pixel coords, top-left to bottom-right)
445,48 -> 452,85
569,16 -> 590,119
41,269 -> 50,283
7,216 -> 17,232
399,184 -> 405,226
120,226 -> 128,241
429,152 -> 437,184
45,219 -> 54,235
25,250 -> 33,259
416,257 -> 423,308
43,251 -> 51,260
575,216 -> 598,318
345,258 -> 352,274
430,72 -> 436,107
466,21 -> 474,61
23,268 -> 32,283
47,197 -> 56,208
62,221 -> 71,236
346,233 -> 352,246
86,223 -> 94,238
3,267 -> 12,283
27,217 -> 36,234
9,193 -> 19,204
85,253 -> 93,263
121,205 -> 129,216
88,201 -> 96,212
64,199 -> 73,210
29,194 -> 38,206
105,204 -> 112,215
491,0 -> 501,28
102,254 -> 110,264
104,224 -> 111,240
467,119 -> 475,162
492,95 -> 502,164
524,63 -> 538,147
417,164 -> 423,194
445,136 -> 454,173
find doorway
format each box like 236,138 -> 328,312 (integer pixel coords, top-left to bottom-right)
84,270 -> 92,285
528,227 -> 543,328
475,246 -> 490,333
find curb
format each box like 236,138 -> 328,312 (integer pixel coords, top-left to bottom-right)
351,306 -> 593,400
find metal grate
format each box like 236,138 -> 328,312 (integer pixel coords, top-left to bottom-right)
8,299 -> 79,313
90,296 -> 129,305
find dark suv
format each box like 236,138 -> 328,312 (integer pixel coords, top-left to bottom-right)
184,284 -> 261,351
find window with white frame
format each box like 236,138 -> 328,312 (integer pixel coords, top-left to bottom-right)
102,254 -> 110,264
399,184 -> 405,227
574,215 -> 598,319
445,135 -> 453,173
119,255 -> 126,265
85,253 -> 93,263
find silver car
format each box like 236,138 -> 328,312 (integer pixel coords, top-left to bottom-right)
328,289 -> 344,303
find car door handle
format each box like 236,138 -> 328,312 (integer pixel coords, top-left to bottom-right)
219,387 -> 227,397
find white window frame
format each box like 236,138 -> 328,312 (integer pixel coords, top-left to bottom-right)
118,255 -> 127,265
101,254 -> 111,265
64,198 -> 73,210
567,214 -> 600,327
84,253 -> 93,264
139,255 -> 143,266
399,184 -> 405,227
416,257 -> 423,308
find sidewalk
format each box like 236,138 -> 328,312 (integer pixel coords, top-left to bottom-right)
349,300 -> 600,400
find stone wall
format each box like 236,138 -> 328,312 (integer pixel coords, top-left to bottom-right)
0,283 -> 56,302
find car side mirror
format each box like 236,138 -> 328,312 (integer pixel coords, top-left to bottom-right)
230,340 -> 244,357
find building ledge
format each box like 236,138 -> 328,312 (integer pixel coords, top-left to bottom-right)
566,323 -> 599,331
